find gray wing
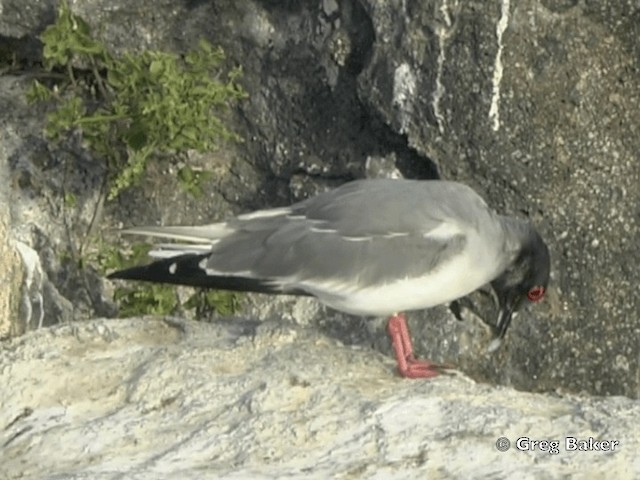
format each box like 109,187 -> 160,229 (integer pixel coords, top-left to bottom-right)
203,179 -> 493,288
119,179 -> 495,290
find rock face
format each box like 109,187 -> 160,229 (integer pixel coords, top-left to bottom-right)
0,192 -> 22,338
0,78 -> 27,338
0,0 -> 638,400
1,318 -> 638,479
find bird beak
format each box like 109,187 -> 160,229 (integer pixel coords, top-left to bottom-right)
486,295 -> 522,353
496,303 -> 516,340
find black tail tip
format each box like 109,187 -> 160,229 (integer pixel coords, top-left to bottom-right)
106,268 -> 138,280
105,253 -> 210,286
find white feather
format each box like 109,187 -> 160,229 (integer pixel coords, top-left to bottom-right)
237,207 -> 291,220
148,243 -> 213,259
423,222 -> 464,241
120,224 -> 232,242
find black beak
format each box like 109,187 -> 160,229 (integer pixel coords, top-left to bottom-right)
495,303 -> 516,340
487,294 -> 522,352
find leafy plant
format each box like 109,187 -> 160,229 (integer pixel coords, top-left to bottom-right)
93,241 -> 154,273
113,283 -> 180,317
63,192 -> 77,208
177,166 -> 213,198
92,241 -> 242,317
184,289 -> 242,317
28,0 -> 247,199
27,1 -> 247,318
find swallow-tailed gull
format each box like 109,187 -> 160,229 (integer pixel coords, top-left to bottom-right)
108,179 -> 550,378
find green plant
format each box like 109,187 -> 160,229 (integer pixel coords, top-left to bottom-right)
27,1 -> 247,318
91,241 -> 177,316
184,289 -> 243,317
113,283 -> 180,317
91,241 -> 242,318
63,192 -> 77,208
28,0 -> 247,200
177,166 -> 213,198
93,241 -> 154,273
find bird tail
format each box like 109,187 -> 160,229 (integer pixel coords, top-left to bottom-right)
107,253 -> 309,296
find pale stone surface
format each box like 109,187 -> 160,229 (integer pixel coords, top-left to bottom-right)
1,318 -> 638,479
0,145 -> 22,339
0,213 -> 21,338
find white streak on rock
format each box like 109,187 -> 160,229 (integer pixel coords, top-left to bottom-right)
489,0 -> 511,132
432,0 -> 454,134
15,241 -> 44,330
393,63 -> 417,134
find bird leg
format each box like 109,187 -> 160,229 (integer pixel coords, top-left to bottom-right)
386,313 -> 444,379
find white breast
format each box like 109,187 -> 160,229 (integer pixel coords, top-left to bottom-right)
301,231 -> 506,316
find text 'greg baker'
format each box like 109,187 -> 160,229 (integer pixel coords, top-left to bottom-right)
515,436 -> 620,454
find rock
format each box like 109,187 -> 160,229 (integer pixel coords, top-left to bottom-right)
358,0 -> 640,397
1,318 -> 638,479
0,198 -> 22,338
0,75 -> 79,329
0,0 -> 638,397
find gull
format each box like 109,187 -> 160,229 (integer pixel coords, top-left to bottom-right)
108,179 -> 550,378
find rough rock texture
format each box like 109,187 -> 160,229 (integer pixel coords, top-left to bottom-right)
0,182 -> 22,338
0,75 -> 79,331
1,318 -> 638,479
0,77 -> 27,338
0,0 -> 638,399
354,0 -> 640,397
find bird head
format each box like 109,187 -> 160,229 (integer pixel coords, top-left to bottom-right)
488,227 -> 550,351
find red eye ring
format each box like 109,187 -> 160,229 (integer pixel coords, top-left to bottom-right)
527,286 -> 546,302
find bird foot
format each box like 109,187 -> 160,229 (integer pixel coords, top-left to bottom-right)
397,355 -> 447,379
387,313 -> 453,379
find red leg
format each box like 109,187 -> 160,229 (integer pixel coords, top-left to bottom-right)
386,313 -> 446,379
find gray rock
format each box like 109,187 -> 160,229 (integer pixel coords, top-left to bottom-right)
1,318 -> 638,479
357,0 -> 640,397
0,183 -> 22,339
0,0 -> 638,398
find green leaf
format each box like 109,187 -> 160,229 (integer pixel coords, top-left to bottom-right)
148,59 -> 165,78
64,192 -> 77,207
177,166 -> 213,198
124,121 -> 149,151
44,97 -> 85,140
108,146 -> 153,200
25,80 -> 54,104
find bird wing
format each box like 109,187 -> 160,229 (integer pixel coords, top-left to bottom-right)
118,180 -> 497,293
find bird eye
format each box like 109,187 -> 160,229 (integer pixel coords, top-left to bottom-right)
527,286 -> 545,302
